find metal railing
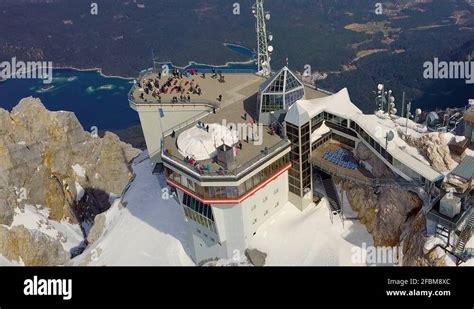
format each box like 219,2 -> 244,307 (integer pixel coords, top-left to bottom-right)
128,66 -> 256,106
310,156 -> 375,186
162,110 -> 215,138
151,63 -> 257,74
427,204 -> 473,231
162,139 -> 290,178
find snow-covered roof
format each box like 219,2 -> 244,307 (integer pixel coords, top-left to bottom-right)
285,88 -> 443,182
285,88 -> 361,126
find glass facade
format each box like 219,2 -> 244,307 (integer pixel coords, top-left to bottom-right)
301,123 -> 311,195
182,193 -> 217,233
260,67 -> 305,114
287,123 -> 301,196
261,94 -> 284,113
286,122 -> 311,197
349,120 -> 393,164
166,155 -> 290,200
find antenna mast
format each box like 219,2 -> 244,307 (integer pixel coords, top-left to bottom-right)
253,0 -> 272,77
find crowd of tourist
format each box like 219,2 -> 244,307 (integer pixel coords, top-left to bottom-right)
136,68 -> 207,102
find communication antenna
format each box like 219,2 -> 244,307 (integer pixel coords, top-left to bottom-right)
401,91 -> 405,118
388,92 -> 397,116
385,130 -> 395,150
375,84 -> 386,113
253,0 -> 272,77
406,101 -> 412,135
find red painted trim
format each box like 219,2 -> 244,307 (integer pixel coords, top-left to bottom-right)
166,163 -> 292,205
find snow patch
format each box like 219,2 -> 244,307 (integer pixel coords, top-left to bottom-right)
10,205 -> 83,253
0,254 -> 23,266
249,199 -> 375,266
311,121 -> 330,143
72,164 -> 86,178
75,182 -> 84,202
72,156 -> 194,266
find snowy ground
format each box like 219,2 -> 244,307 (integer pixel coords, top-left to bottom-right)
249,197 -> 376,266
70,152 -> 377,266
72,155 -> 195,266
1,149 -> 468,266
10,205 -> 84,254
68,151 -> 402,266
0,255 -> 22,266
0,204 -> 83,266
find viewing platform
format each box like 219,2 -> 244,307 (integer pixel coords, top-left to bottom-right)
162,84 -> 290,179
310,140 -> 377,186
128,68 -> 264,109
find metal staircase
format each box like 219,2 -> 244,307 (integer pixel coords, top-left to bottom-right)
454,209 -> 474,261
319,171 -> 344,226
320,172 -> 341,213
436,224 -> 451,244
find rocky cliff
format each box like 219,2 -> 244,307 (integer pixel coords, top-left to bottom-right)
0,97 -> 140,265
339,179 -> 422,247
404,132 -> 458,173
338,178 -> 450,265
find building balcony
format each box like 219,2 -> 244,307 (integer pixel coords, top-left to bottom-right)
166,161 -> 292,205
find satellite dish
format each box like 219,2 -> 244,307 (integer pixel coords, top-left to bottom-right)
386,131 -> 395,142
416,108 -> 422,115
268,45 -> 274,53
268,34 -> 273,41
377,84 -> 384,91
265,13 -> 271,20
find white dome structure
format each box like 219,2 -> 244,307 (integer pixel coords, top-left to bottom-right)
177,124 -> 239,161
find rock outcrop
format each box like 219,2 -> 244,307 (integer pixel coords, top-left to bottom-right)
339,178 -> 450,265
0,97 -> 140,265
245,249 -> 267,266
404,132 -> 457,172
0,225 -> 68,266
340,179 -> 423,247
400,212 -> 446,266
354,143 -> 394,178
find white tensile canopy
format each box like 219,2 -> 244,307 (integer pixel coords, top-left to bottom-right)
177,124 -> 239,161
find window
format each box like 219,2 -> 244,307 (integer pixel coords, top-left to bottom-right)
264,210 -> 269,216
263,196 -> 268,203
275,202 -> 280,208
252,218 -> 257,225
251,204 -> 257,211
186,178 -> 194,189
274,188 -> 279,194
197,229 -> 201,234
183,194 -> 216,232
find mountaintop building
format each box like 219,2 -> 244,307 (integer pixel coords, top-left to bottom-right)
129,63 -> 472,263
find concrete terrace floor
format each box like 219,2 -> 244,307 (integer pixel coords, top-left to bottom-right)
131,72 -> 265,109
311,141 -> 375,182
161,72 -> 329,175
